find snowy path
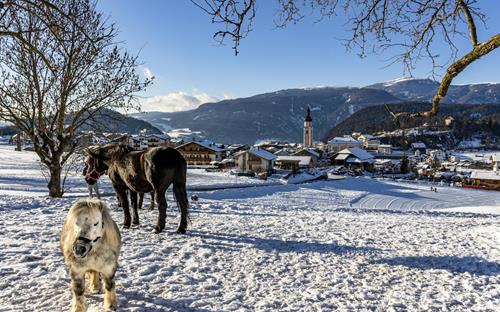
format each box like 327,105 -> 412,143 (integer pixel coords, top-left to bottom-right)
0,145 -> 499,311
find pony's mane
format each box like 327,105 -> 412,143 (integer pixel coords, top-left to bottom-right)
63,199 -> 121,251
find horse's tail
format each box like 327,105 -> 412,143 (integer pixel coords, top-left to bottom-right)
173,153 -> 189,232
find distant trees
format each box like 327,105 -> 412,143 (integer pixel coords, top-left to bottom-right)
0,0 -> 151,197
193,0 -> 499,119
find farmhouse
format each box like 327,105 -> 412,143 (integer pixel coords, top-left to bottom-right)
275,156 -> 312,171
234,148 -> 276,173
466,170 -> 500,190
176,140 -> 226,166
293,148 -> 320,164
330,147 -> 374,170
327,136 -> 363,153
128,133 -> 170,150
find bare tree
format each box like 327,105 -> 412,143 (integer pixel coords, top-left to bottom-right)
192,0 -> 499,118
0,0 -> 151,197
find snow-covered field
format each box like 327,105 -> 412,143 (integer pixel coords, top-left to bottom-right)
0,145 -> 499,311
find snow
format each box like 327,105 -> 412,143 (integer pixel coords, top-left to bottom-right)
236,148 -> 276,161
327,137 -> 361,145
0,144 -> 499,311
335,147 -> 374,162
470,170 -> 500,181
382,77 -> 419,87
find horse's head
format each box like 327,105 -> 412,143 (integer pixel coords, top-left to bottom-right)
71,199 -> 106,258
84,145 -> 111,185
85,143 -> 134,184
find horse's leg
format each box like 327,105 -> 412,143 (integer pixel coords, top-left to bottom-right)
102,269 -> 118,310
149,191 -> 155,210
95,183 -> 101,200
173,179 -> 189,234
138,192 -> 144,210
114,185 -> 131,228
154,188 -> 168,233
87,270 -> 102,294
130,191 -> 139,225
70,271 -> 86,312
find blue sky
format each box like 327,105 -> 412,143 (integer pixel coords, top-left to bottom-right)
98,1 -> 500,112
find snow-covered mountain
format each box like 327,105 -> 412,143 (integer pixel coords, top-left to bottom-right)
133,87 -> 400,144
132,80 -> 500,144
366,78 -> 500,104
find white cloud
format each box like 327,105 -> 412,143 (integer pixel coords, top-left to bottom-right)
140,91 -> 219,112
142,67 -> 154,80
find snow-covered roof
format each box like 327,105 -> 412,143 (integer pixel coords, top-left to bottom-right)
470,170 -> 500,181
294,148 -> 320,158
276,156 -> 312,166
336,147 -> 374,161
236,148 -> 277,161
378,144 -> 392,148
411,142 -> 427,149
177,140 -> 225,152
327,137 -> 362,145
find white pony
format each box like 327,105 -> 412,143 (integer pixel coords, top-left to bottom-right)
60,199 -> 121,312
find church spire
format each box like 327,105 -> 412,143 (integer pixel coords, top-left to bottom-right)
305,107 -> 312,122
303,106 -> 313,147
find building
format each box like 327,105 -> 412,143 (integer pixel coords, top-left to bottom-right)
176,140 -> 226,166
411,142 -> 427,155
234,148 -> 276,173
293,148 -> 320,164
377,144 -> 392,154
326,136 -> 363,153
466,170 -> 500,190
303,107 -> 313,148
275,156 -> 312,171
128,133 -> 170,150
491,153 -> 500,172
330,147 -> 374,170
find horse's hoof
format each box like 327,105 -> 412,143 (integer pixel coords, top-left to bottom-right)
132,221 -> 140,226
176,228 -> 186,234
154,226 -> 163,234
122,224 -> 130,229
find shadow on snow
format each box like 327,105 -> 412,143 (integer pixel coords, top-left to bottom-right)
371,255 -> 500,276
189,230 -> 381,255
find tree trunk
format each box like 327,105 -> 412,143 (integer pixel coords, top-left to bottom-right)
47,163 -> 64,197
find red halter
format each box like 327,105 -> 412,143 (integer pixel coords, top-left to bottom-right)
85,157 -> 106,182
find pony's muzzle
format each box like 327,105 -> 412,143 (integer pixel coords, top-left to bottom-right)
73,240 -> 92,258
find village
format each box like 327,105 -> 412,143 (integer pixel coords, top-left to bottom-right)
5,106 -> 498,190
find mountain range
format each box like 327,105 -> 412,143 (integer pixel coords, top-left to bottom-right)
132,78 -> 500,144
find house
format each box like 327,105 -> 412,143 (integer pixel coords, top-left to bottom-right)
378,144 -> 392,154
128,133 -> 170,150
226,144 -> 248,155
292,148 -> 320,164
275,156 -> 312,171
411,142 -> 427,155
234,148 -> 276,173
466,170 -> 500,190
274,149 -> 292,156
327,136 -> 363,153
491,153 -> 500,172
358,134 -> 380,150
176,140 -> 226,166
330,147 -> 374,170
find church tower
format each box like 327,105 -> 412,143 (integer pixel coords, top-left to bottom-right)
303,107 -> 313,148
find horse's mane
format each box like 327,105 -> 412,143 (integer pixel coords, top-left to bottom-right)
61,199 -> 121,256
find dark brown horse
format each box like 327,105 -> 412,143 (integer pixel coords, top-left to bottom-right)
85,143 -> 189,234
